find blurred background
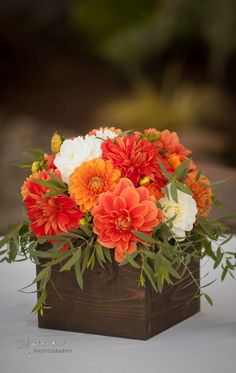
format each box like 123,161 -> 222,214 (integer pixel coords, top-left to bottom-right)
0,0 -> 236,233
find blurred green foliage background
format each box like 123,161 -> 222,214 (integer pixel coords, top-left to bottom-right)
72,0 -> 236,78
0,0 -> 236,231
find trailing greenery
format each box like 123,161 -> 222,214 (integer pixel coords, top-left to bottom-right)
1,210 -> 235,315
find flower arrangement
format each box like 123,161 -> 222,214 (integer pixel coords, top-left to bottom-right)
1,127 -> 235,316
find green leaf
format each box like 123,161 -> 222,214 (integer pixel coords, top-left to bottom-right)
95,242 -> 106,263
158,159 -> 172,181
47,173 -> 67,188
43,190 -> 64,198
174,159 -> 191,179
117,129 -> 134,138
132,230 -> 157,244
163,259 -> 181,280
75,261 -> 83,290
32,178 -> 59,190
38,235 -> 67,243
8,239 -> 18,262
156,276 -> 164,292
143,250 -> 157,260
213,247 -> 223,269
87,251 -> 95,270
82,245 -> 91,273
33,266 -> 51,284
80,224 -> 93,238
203,239 -> 216,260
95,252 -> 105,268
221,266 -> 228,281
124,252 -> 140,269
195,170 -> 202,181
103,248 -> 112,262
201,279 -> 217,289
226,259 -> 235,270
175,181 -> 192,195
32,289 -> 47,313
204,293 -> 213,306
60,248 -> 82,271
143,262 -> 157,291
170,182 -> 178,203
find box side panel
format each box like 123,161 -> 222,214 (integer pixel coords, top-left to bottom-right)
150,259 -> 200,336
37,261 -> 148,340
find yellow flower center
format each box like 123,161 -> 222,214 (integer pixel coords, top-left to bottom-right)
163,203 -> 181,220
89,176 -> 104,192
116,216 -> 131,231
139,176 -> 151,186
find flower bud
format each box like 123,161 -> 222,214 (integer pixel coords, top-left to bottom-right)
139,176 -> 151,186
168,154 -> 181,169
79,217 -> 89,227
51,132 -> 62,154
31,161 -> 40,173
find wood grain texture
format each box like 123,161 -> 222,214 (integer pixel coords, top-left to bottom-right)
37,256 -> 200,340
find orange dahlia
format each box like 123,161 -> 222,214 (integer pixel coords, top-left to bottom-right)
186,173 -> 213,217
68,158 -> 121,212
92,178 -> 163,262
158,129 -> 191,158
102,134 -> 167,186
21,169 -> 83,238
144,129 -> 191,159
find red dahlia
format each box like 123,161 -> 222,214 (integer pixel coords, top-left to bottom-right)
102,134 -> 167,186
22,170 -> 83,238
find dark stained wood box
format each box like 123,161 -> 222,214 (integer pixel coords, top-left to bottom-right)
37,256 -> 200,340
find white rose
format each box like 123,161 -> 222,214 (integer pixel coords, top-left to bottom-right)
54,135 -> 102,183
159,184 -> 197,240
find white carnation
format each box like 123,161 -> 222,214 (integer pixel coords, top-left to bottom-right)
94,128 -> 118,141
54,135 -> 102,183
159,184 -> 197,240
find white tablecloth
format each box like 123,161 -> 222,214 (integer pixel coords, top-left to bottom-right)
0,238 -> 236,373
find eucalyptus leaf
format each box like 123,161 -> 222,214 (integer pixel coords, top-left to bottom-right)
132,230 -> 157,244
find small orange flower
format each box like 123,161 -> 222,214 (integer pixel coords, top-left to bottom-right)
186,173 -> 213,217
68,158 -> 121,212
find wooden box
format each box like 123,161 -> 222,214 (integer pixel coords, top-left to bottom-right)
37,257 -> 200,340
